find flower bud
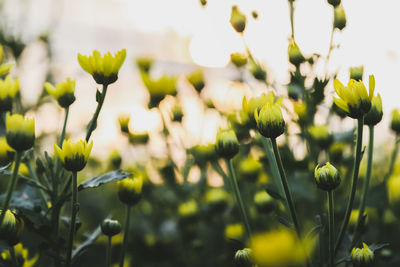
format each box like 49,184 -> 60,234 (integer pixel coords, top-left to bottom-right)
128,132 -> 149,145
329,142 -> 345,163
225,223 -> 244,240
215,129 -> 239,159
171,104 -> 183,122
141,72 -> 177,109
239,157 -> 262,182
230,52 -> 248,68
390,109 -> 400,134
101,219 -> 122,237
314,162 -> 340,191
187,70 -> 205,93
308,125 -> 333,149
288,40 -> 305,66
350,66 -> 364,81
327,0 -> 341,7
118,114 -> 130,134
178,199 -> 198,221
364,94 -> 383,126
135,57 -> 154,73
0,136 -> 14,166
250,63 -> 267,81
351,243 -> 374,267
117,174 -> 143,206
334,6 -> 346,30
6,113 -> 35,152
234,248 -> 253,267
188,144 -> 216,167
254,103 -> 285,139
54,139 -> 93,172
254,191 -> 275,213
44,78 -> 76,108
230,6 -> 246,33
108,149 -> 122,170
0,45 -> 12,76
0,210 -> 24,245
0,75 -> 19,112
293,101 -> 307,122
251,11 -> 258,19
242,93 -> 281,127
205,188 -> 229,211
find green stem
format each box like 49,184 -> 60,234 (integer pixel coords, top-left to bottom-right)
65,171 -> 78,267
106,236 -> 112,267
384,134 -> 399,181
86,84 -> 108,142
211,161 -> 231,192
270,138 -> 301,237
352,125 -> 374,247
119,205 -> 131,267
328,190 -> 335,267
335,117 -> 364,254
10,246 -> 18,267
26,160 -> 47,206
226,159 -> 252,240
59,106 -> 70,147
0,152 -> 22,225
289,0 -> 295,39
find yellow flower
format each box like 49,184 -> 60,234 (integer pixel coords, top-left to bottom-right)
388,176 -> 400,213
238,157 -> 262,181
333,75 -> 375,119
44,78 -> 76,108
215,128 -> 239,159
1,243 -> 38,267
225,223 -> 244,240
78,49 -> 126,85
230,5 -> 246,33
390,109 -> 400,134
0,75 -> 19,112
117,174 -> 143,206
205,188 -> 229,209
254,191 -> 274,213
242,92 -> 282,127
0,210 -> 24,245
54,139 -> 93,172
351,243 -> 374,267
0,136 -> 14,166
178,199 -> 198,218
250,228 -> 314,267
128,132 -> 149,145
118,114 -> 130,134
293,101 -> 307,121
255,103 -> 285,138
6,113 -> 35,152
230,52 -> 248,68
0,45 -> 12,76
308,124 -> 333,148
140,71 -> 177,108
135,57 -> 154,73
186,69 -> 205,93
364,93 -> 383,126
188,143 -> 217,167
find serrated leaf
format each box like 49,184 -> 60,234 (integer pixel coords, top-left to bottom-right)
78,170 -> 130,191
265,185 -> 285,202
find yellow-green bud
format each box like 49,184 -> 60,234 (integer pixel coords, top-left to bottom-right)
314,162 -> 340,191
205,188 -> 229,211
351,243 -> 374,267
234,248 -> 253,267
0,75 -> 19,112
254,191 -> 275,213
327,0 -> 341,7
239,157 -> 262,181
215,129 -> 239,159
387,176 -> 400,214
6,113 -> 35,152
230,52 -> 248,68
225,223 -> 244,240
329,142 -> 345,163
0,210 -> 24,245
187,70 -> 205,93
44,78 -> 76,108
250,63 -> 267,81
141,72 -> 178,109
350,66 -> 364,81
0,136 -> 14,166
200,0 -> 207,7
171,104 -> 183,122
390,109 -> 400,134
230,6 -> 246,33
334,6 -> 346,30
364,94 -> 383,126
293,101 -> 307,122
254,103 -> 285,139
128,132 -> 149,145
117,174 -> 143,206
288,40 -> 305,66
118,114 -> 130,134
251,11 -> 258,19
135,57 -> 154,73
101,219 -> 122,237
308,125 -> 333,149
188,144 -> 216,167
178,199 -> 198,221
108,149 -> 122,170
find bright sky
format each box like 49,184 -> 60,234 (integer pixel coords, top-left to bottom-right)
3,0 -> 400,157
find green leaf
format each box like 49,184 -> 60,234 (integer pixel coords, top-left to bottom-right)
72,224 -> 103,262
265,184 -> 285,202
96,89 -> 102,103
78,170 -> 131,191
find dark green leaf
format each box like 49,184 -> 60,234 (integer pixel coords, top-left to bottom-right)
78,169 -> 130,191
72,225 -> 103,262
265,184 -> 285,202
96,89 -> 102,103
276,216 -> 292,228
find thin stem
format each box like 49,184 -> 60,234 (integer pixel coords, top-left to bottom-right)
325,22 -> 335,72
211,161 -> 231,192
65,171 -> 78,267
59,106 -> 69,147
384,134 -> 399,181
289,0 -> 295,39
270,138 -> 301,237
352,125 -> 374,247
106,236 -> 112,267
335,117 -> 364,254
226,159 -> 252,240
26,160 -> 47,206
86,84 -> 108,142
328,190 -> 335,267
0,152 -> 22,225
10,246 -> 18,267
119,205 -> 131,267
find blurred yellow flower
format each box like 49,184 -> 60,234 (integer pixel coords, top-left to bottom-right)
0,75 -> 19,112
225,223 -> 244,240
44,78 -> 76,108
0,45 -> 12,76
351,243 -> 374,267
6,113 -> 35,152
1,243 -> 38,267
0,136 -> 14,166
255,103 -> 285,139
242,92 -> 282,127
117,174 -> 143,206
140,71 -> 177,108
